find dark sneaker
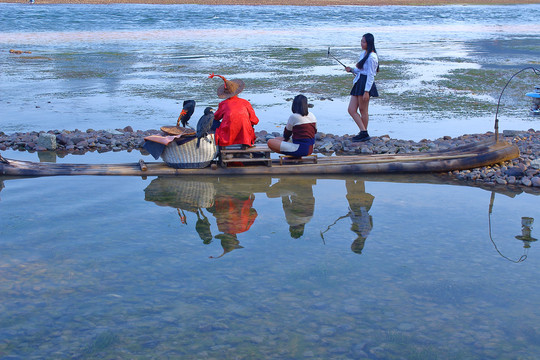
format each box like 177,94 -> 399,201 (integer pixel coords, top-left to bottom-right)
352,131 -> 370,142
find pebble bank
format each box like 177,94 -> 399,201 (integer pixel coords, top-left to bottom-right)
1,127 -> 539,190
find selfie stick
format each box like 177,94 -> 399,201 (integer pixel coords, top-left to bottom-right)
328,47 -> 346,68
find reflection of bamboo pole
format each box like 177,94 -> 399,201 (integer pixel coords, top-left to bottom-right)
320,212 -> 350,243
488,191 -> 527,263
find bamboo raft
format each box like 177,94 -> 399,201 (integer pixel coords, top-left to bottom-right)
0,139 -> 519,177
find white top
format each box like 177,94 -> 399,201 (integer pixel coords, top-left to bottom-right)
285,112 -> 317,131
351,50 -> 378,92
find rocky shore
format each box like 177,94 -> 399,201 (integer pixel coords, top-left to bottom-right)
1,127 -> 539,190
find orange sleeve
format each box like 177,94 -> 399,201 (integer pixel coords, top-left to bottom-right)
244,99 -> 259,125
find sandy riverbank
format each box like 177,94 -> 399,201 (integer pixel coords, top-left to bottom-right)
1,0 -> 538,5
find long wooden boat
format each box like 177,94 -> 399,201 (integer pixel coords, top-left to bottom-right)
0,139 -> 519,177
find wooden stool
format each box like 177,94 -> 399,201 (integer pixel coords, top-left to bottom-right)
279,154 -> 318,165
220,144 -> 272,167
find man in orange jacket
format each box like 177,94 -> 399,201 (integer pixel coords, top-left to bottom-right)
209,73 -> 259,148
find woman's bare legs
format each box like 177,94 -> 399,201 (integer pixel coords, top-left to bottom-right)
359,93 -> 370,130
267,136 -> 284,152
348,96 -> 366,131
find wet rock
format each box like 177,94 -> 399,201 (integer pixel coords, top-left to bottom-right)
71,134 -> 87,144
318,141 -> 333,152
37,133 -> 57,150
56,132 -> 72,146
75,140 -> 89,149
105,129 -> 123,135
526,169 -> 539,178
532,177 -> 540,187
98,137 -> 112,145
503,130 -> 527,137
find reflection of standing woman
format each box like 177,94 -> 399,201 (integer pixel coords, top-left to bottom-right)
345,180 -> 374,254
346,33 -> 379,142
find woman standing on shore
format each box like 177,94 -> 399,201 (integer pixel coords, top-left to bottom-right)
346,33 -> 379,142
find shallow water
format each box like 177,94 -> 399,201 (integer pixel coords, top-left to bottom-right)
1,173 -> 539,359
1,4 -> 539,140
1,4 -> 540,359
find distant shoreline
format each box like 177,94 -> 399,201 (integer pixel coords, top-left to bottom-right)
0,0 -> 537,6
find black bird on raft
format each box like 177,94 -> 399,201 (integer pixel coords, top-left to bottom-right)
196,107 -> 215,148
177,100 -> 196,128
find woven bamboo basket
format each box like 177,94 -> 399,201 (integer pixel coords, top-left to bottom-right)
144,177 -> 216,211
161,134 -> 218,169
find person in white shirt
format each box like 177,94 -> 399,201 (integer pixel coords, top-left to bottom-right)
267,94 -> 317,157
345,33 -> 379,142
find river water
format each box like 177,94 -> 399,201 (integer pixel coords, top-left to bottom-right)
1,3 -> 540,359
1,4 -> 539,140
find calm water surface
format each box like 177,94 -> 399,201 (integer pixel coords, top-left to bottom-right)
1,4 -> 540,359
1,170 -> 539,359
1,4 -> 539,139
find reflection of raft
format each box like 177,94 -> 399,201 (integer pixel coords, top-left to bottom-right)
0,139 -> 519,177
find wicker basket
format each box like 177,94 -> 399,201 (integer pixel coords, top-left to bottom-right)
161,134 -> 218,169
144,177 -> 216,211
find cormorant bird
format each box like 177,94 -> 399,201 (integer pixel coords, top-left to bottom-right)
196,107 -> 215,148
177,100 -> 196,128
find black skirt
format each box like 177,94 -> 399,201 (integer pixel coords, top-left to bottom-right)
350,74 -> 379,97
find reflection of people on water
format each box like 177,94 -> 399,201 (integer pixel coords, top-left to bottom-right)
322,180 -> 374,254
212,233 -> 244,258
144,176 -> 269,258
176,208 -> 213,244
346,180 -> 374,254
144,178 -> 216,244
207,193 -> 258,258
267,178 -> 316,238
195,209 -> 213,244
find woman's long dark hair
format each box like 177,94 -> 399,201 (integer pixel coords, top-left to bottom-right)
356,33 -> 379,72
291,94 -> 309,116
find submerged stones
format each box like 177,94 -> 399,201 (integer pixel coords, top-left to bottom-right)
0,127 -> 539,189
